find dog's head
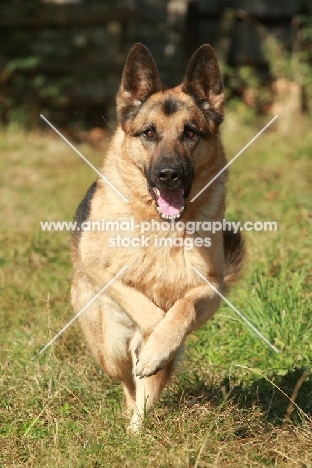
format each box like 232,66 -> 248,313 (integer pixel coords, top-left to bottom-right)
116,43 -> 224,221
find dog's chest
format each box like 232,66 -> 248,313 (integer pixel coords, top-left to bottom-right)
126,242 -> 208,311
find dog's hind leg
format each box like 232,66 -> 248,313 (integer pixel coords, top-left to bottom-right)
128,360 -> 175,432
127,330 -> 177,432
122,378 -> 136,413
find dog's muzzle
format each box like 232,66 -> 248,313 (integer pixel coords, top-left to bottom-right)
147,163 -> 192,222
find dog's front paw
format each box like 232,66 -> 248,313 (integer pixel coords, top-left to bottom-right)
135,335 -> 172,378
136,351 -> 167,378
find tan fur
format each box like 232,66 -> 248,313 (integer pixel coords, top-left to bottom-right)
71,44 -> 244,431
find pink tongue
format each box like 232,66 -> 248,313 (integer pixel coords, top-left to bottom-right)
158,189 -> 184,216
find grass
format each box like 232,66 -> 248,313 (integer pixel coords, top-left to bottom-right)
1,110 -> 312,467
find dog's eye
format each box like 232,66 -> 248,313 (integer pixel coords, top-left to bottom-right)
143,128 -> 156,139
184,126 -> 197,139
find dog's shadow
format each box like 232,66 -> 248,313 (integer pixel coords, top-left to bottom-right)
162,367 -> 312,425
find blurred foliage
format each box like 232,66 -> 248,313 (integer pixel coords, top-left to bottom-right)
225,14 -> 312,120
263,15 -> 312,82
0,2 -> 106,129
225,65 -> 272,115
263,14 -> 312,111
1,5 -> 312,129
0,30 -> 73,128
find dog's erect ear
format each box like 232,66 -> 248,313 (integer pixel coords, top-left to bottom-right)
117,43 -> 162,125
182,45 -> 224,124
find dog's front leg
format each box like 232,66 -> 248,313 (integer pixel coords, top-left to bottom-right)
104,279 -> 166,339
136,284 -> 221,378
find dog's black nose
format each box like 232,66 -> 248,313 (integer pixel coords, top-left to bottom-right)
156,165 -> 183,187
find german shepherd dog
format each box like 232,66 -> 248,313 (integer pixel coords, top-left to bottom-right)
71,43 -> 244,431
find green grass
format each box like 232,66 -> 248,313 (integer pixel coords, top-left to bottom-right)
1,112 -> 312,467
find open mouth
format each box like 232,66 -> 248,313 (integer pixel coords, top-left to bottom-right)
150,187 -> 185,221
